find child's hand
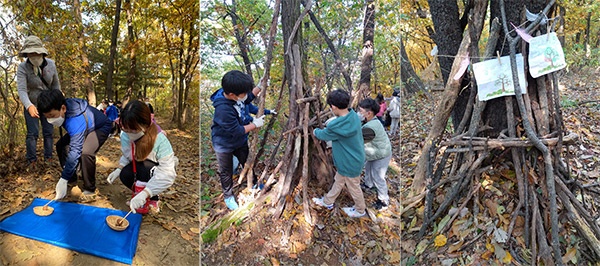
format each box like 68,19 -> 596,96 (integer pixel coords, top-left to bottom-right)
269,109 -> 277,115
107,168 -> 121,184
253,115 -> 266,128
54,178 -> 68,200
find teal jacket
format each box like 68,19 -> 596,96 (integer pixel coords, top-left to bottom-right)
363,118 -> 392,161
314,109 -> 365,177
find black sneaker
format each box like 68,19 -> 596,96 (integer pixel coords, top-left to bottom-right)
373,199 -> 388,210
361,183 -> 376,193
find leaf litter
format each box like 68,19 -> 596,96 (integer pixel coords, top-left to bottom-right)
0,117 -> 199,265
401,69 -> 600,265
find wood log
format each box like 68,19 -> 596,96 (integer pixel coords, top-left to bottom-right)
296,96 -> 319,104
411,0 -> 488,195
301,102 -> 312,225
440,132 -> 577,149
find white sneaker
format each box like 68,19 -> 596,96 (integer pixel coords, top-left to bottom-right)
312,197 -> 334,210
342,207 -> 365,218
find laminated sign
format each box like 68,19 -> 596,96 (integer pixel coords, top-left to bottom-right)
528,32 -> 566,78
472,54 -> 527,101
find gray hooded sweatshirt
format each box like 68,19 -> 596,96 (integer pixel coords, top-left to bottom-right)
17,58 -> 61,109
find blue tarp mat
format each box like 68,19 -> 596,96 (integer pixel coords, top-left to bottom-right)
0,198 -> 142,264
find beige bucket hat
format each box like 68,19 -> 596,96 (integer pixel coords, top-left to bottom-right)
19,35 -> 48,57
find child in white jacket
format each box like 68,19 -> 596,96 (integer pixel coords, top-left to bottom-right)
106,100 -> 177,214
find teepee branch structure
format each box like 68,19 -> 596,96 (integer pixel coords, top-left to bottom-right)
409,0 -> 600,263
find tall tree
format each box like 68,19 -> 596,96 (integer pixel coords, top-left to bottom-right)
106,0 -> 122,101
73,0 -> 96,106
275,0 -> 303,218
124,0 -> 137,101
227,0 -> 253,77
355,0 -> 376,103
400,36 -> 425,94
158,0 -> 199,128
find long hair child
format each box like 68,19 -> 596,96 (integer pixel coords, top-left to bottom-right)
106,100 -> 177,214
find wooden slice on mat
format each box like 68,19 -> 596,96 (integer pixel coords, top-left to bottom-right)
33,206 -> 54,216
106,215 -> 129,231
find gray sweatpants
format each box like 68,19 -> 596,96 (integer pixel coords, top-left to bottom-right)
363,153 -> 392,204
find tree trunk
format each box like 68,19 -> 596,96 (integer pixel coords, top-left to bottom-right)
585,11 -> 591,57
229,0 -> 253,78
273,0 -> 303,218
160,20 -> 178,123
106,0 -> 122,101
124,0 -> 137,101
557,5 -> 565,46
400,37 -> 425,94
73,0 -> 96,106
427,0 -> 463,85
355,0 -> 375,105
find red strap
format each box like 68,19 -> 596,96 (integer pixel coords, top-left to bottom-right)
131,142 -> 136,174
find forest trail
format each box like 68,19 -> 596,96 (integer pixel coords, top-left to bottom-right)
0,117 -> 199,265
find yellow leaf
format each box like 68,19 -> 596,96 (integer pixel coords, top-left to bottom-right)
481,250 -> 493,260
388,251 -> 401,263
486,242 -> 495,252
434,234 -> 447,247
502,251 -> 512,264
270,257 -> 280,266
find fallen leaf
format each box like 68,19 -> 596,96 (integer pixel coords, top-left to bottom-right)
494,227 -> 509,243
415,239 -> 428,256
481,250 -> 493,260
447,240 -> 464,253
401,239 -> 416,254
180,231 -> 193,241
388,251 -> 400,263
434,234 -> 447,247
270,257 -> 280,266
435,214 -> 451,235
502,250 -> 513,264
493,243 -> 507,262
562,246 -> 577,264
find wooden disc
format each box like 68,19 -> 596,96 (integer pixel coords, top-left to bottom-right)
106,215 -> 129,231
33,206 -> 54,216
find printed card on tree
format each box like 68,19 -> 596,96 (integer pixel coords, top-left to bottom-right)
528,32 -> 566,78
472,53 -> 527,101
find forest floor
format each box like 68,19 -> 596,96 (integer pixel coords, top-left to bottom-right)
400,69 -> 600,265
200,122 -> 402,264
0,116 -> 199,265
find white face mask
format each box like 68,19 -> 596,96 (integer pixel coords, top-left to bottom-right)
238,94 -> 248,102
357,112 -> 366,122
29,55 -> 44,67
127,131 -> 145,141
47,116 -> 64,127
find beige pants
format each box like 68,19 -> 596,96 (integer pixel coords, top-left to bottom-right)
323,172 -> 366,214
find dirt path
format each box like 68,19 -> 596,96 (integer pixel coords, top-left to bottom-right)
0,118 -> 199,265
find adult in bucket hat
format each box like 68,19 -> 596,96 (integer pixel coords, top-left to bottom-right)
16,35 -> 61,166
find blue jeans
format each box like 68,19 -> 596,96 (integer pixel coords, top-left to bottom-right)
25,107 -> 54,162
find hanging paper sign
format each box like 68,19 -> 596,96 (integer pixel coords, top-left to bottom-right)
528,32 -> 566,78
472,53 -> 527,101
